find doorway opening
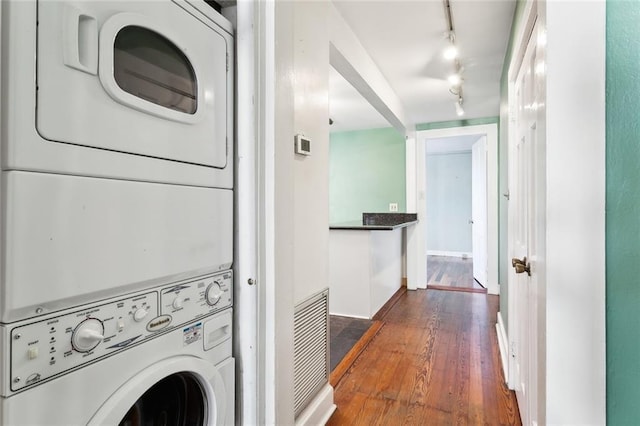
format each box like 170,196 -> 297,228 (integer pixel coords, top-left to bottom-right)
411,123 -> 498,295
424,134 -> 488,293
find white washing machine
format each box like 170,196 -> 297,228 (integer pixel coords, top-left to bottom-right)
0,271 -> 235,425
0,1 -> 237,423
0,0 -> 235,324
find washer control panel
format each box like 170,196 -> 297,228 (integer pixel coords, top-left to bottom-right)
9,292 -> 157,392
7,271 -> 233,393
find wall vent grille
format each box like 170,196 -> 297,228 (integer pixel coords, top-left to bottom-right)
293,288 -> 329,418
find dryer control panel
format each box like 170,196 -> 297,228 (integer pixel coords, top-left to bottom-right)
5,271 -> 232,393
160,271 -> 233,323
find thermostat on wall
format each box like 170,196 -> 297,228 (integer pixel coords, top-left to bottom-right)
294,134 -> 311,156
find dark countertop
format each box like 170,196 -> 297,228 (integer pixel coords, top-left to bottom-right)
330,213 -> 418,231
329,220 -> 418,231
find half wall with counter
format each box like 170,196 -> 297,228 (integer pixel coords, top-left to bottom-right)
329,213 -> 417,319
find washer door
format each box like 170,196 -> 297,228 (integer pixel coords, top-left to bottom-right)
88,357 -> 227,425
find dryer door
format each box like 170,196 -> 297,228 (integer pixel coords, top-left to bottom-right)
36,1 -> 231,169
88,357 -> 227,425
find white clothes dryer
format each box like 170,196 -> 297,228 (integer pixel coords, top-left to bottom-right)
2,0 -> 234,187
0,0 -> 235,323
0,272 -> 235,425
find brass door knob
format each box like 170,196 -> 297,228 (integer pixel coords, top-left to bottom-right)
511,257 -> 531,276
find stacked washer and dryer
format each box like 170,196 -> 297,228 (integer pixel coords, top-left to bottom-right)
0,0 -> 235,424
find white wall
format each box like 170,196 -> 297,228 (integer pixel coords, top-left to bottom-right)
291,2 -> 330,306
426,152 -> 473,254
253,0 -> 413,422
266,1 -> 332,424
542,1 -> 606,423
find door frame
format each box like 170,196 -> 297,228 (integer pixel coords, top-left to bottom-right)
412,123 -> 499,295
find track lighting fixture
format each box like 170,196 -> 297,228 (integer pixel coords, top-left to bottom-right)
443,0 -> 466,118
455,96 -> 465,116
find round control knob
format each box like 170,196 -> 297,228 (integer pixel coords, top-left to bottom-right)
72,318 -> 104,353
172,297 -> 183,310
133,308 -> 149,322
205,281 -> 224,306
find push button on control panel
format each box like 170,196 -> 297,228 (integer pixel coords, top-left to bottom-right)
27,347 -> 39,360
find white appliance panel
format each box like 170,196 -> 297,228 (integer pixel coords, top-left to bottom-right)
1,171 -> 233,323
1,310 -> 234,425
0,0 -> 234,188
6,272 -> 231,394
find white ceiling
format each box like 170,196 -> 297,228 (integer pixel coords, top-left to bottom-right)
329,0 -> 516,133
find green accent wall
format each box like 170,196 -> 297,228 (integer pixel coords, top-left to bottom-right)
607,2 -> 640,423
329,127 -> 406,223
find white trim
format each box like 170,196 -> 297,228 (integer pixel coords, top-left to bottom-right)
294,384 -> 336,426
427,250 -> 472,259
496,311 -> 509,382
255,0 -> 276,423
507,0 -> 536,83
405,132 -> 420,290
414,123 -> 499,295
235,2 -> 259,425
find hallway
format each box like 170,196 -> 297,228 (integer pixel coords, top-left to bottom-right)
426,255 -> 486,293
327,288 -> 520,425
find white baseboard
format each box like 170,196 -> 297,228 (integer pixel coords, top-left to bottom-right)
295,383 -> 336,426
427,250 -> 472,259
496,311 -> 509,383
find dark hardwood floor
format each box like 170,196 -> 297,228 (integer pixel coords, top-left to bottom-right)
327,288 -> 521,425
427,255 -> 486,293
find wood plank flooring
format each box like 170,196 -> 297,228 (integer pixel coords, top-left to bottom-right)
427,256 -> 486,293
327,289 -> 520,425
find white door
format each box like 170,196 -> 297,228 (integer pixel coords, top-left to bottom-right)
510,19 -> 541,426
471,136 -> 488,287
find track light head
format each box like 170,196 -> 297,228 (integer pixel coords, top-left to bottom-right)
455,97 -> 465,116
443,45 -> 458,60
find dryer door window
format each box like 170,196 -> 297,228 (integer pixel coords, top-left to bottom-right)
36,1 -> 231,169
119,373 -> 205,426
114,26 -> 197,115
